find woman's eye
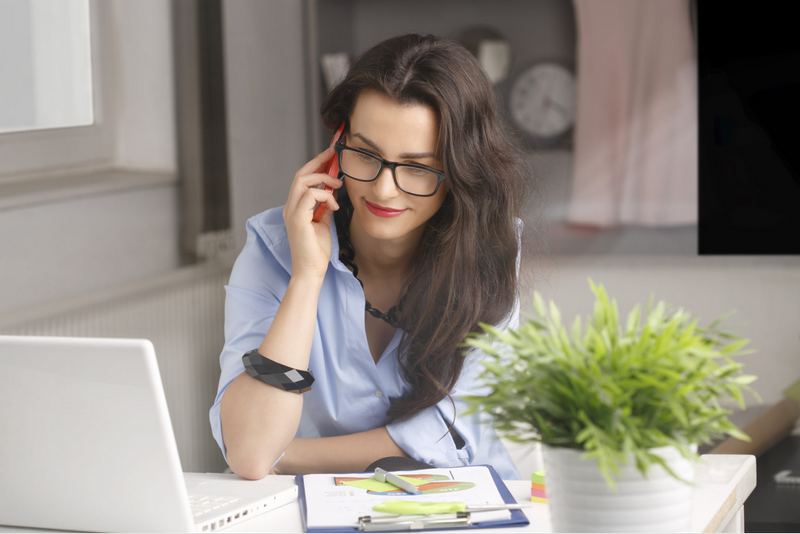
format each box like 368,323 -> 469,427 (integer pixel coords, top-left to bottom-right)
356,152 -> 376,163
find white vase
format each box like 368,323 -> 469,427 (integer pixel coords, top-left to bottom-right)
542,444 -> 696,533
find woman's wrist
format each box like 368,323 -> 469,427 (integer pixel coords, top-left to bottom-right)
288,271 -> 327,290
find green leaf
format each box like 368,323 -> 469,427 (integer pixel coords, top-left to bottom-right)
720,338 -> 751,355
534,291 -> 546,318
705,310 -> 737,331
571,315 -> 583,346
732,374 -> 757,385
549,299 -> 562,328
625,305 -> 641,335
723,424 -> 751,442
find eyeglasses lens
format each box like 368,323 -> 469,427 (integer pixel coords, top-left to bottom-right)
340,148 -> 439,196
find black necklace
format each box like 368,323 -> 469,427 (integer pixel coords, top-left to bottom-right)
335,203 -> 405,329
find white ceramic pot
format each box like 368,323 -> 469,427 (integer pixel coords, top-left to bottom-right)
542,444 -> 696,533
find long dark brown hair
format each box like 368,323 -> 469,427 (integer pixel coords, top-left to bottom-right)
321,34 -> 531,422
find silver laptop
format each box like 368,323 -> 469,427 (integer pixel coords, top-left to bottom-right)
0,335 -> 297,532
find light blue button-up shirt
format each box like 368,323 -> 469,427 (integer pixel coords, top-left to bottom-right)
210,206 -> 521,480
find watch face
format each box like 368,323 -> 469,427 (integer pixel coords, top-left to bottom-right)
508,63 -> 576,141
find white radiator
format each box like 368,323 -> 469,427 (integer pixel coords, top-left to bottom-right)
0,258 -> 233,473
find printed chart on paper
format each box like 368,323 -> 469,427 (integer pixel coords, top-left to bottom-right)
302,465 -> 512,530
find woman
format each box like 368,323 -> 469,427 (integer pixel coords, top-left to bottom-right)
210,34 -> 530,480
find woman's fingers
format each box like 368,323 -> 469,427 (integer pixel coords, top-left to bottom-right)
292,187 -> 339,221
287,173 -> 342,212
301,172 -> 344,191
295,146 -> 335,179
281,148 -> 341,279
286,147 -> 332,207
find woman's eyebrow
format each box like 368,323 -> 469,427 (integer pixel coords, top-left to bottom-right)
352,132 -> 437,160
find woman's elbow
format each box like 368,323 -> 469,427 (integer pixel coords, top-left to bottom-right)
231,463 -> 269,481
226,450 -> 280,480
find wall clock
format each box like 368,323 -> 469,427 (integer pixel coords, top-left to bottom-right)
508,62 -> 576,144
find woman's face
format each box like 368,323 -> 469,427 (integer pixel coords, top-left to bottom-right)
344,89 -> 448,242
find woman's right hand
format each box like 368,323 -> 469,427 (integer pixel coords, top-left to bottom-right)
283,146 -> 343,281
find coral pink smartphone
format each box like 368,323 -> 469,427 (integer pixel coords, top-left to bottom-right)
312,122 -> 345,222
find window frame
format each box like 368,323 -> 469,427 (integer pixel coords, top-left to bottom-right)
0,0 -> 114,184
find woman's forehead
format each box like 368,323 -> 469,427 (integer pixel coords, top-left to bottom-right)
349,90 -> 440,157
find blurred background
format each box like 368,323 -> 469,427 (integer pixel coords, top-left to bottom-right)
0,0 -> 798,477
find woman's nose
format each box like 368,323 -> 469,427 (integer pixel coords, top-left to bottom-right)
373,167 -> 400,199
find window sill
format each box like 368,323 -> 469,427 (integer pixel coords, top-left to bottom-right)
0,167 -> 178,212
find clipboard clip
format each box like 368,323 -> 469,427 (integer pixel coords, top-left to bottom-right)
358,512 -> 471,531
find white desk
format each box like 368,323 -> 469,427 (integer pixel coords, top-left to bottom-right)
226,454 -> 756,533
0,455 -> 755,533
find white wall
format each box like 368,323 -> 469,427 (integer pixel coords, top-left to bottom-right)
222,0 -> 309,253
0,181 -> 179,316
110,0 -> 177,172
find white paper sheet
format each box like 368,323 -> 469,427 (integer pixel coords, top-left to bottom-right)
301,465 -> 513,530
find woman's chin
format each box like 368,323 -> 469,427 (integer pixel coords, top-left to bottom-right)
361,221 -> 410,242
354,209 -> 413,241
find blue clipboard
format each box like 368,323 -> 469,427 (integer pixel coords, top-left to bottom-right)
296,464 -> 530,532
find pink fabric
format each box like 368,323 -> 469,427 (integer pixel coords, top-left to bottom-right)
568,0 -> 697,228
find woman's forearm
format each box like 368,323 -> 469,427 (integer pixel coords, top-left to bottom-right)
273,427 -> 410,475
220,275 -> 325,479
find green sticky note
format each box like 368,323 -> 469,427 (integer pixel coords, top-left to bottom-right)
784,378 -> 800,403
531,470 -> 545,484
342,475 -> 424,493
373,501 -> 466,514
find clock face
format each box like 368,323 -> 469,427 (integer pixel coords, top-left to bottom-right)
508,63 -> 576,141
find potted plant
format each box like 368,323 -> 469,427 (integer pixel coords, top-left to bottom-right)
463,279 -> 759,533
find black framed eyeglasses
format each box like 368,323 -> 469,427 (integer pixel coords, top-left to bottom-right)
334,140 -> 446,197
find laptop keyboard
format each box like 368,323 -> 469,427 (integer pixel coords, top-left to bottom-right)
188,494 -> 240,517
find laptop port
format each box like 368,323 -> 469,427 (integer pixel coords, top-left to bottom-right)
243,511 -> 248,516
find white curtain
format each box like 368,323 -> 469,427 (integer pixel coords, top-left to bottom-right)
567,0 -> 697,228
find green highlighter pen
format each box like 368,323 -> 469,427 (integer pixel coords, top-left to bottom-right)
372,500 -> 531,515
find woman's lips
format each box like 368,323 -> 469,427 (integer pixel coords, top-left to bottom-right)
365,199 -> 407,218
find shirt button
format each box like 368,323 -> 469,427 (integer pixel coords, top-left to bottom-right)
375,391 -> 383,397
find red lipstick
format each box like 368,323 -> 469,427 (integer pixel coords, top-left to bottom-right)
365,199 -> 407,218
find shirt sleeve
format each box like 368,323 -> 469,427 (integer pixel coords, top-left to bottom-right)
209,217 -> 290,464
